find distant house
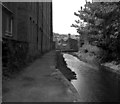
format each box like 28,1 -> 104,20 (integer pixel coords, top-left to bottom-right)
69,38 -> 78,51
53,33 -> 79,51
59,39 -> 70,51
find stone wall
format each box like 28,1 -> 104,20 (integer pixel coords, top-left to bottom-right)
2,38 -> 28,77
2,2 -> 53,77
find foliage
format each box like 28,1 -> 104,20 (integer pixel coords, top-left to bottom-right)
72,2 -> 120,62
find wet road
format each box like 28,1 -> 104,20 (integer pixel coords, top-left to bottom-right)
63,53 -> 120,102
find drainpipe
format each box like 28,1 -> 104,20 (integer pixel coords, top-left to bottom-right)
37,3 -> 39,50
41,2 -> 43,54
50,2 -> 53,50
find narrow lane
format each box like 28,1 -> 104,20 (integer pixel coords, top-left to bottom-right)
2,51 -> 77,102
63,53 -> 120,102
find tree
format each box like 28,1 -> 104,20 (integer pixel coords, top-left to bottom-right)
72,1 -> 120,61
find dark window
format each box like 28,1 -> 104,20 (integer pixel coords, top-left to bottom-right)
30,17 -> 32,20
5,15 -> 13,36
2,5 -> 13,37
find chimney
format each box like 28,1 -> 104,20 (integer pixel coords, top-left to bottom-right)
68,33 -> 71,39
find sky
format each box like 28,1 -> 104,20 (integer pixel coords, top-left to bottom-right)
53,0 -> 87,35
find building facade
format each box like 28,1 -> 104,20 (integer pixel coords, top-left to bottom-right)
2,2 -> 53,76
2,2 -> 53,55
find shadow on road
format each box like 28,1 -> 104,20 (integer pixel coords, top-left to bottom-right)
55,51 -> 77,81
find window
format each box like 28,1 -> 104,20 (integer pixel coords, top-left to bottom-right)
5,15 -> 13,36
2,5 -> 13,37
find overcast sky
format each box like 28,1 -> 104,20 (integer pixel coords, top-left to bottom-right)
53,0 -> 87,35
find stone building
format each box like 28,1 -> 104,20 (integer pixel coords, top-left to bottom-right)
2,2 -> 53,76
2,2 -> 53,54
53,33 -> 78,51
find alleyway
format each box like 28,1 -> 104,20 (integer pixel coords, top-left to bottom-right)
2,51 -> 79,102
